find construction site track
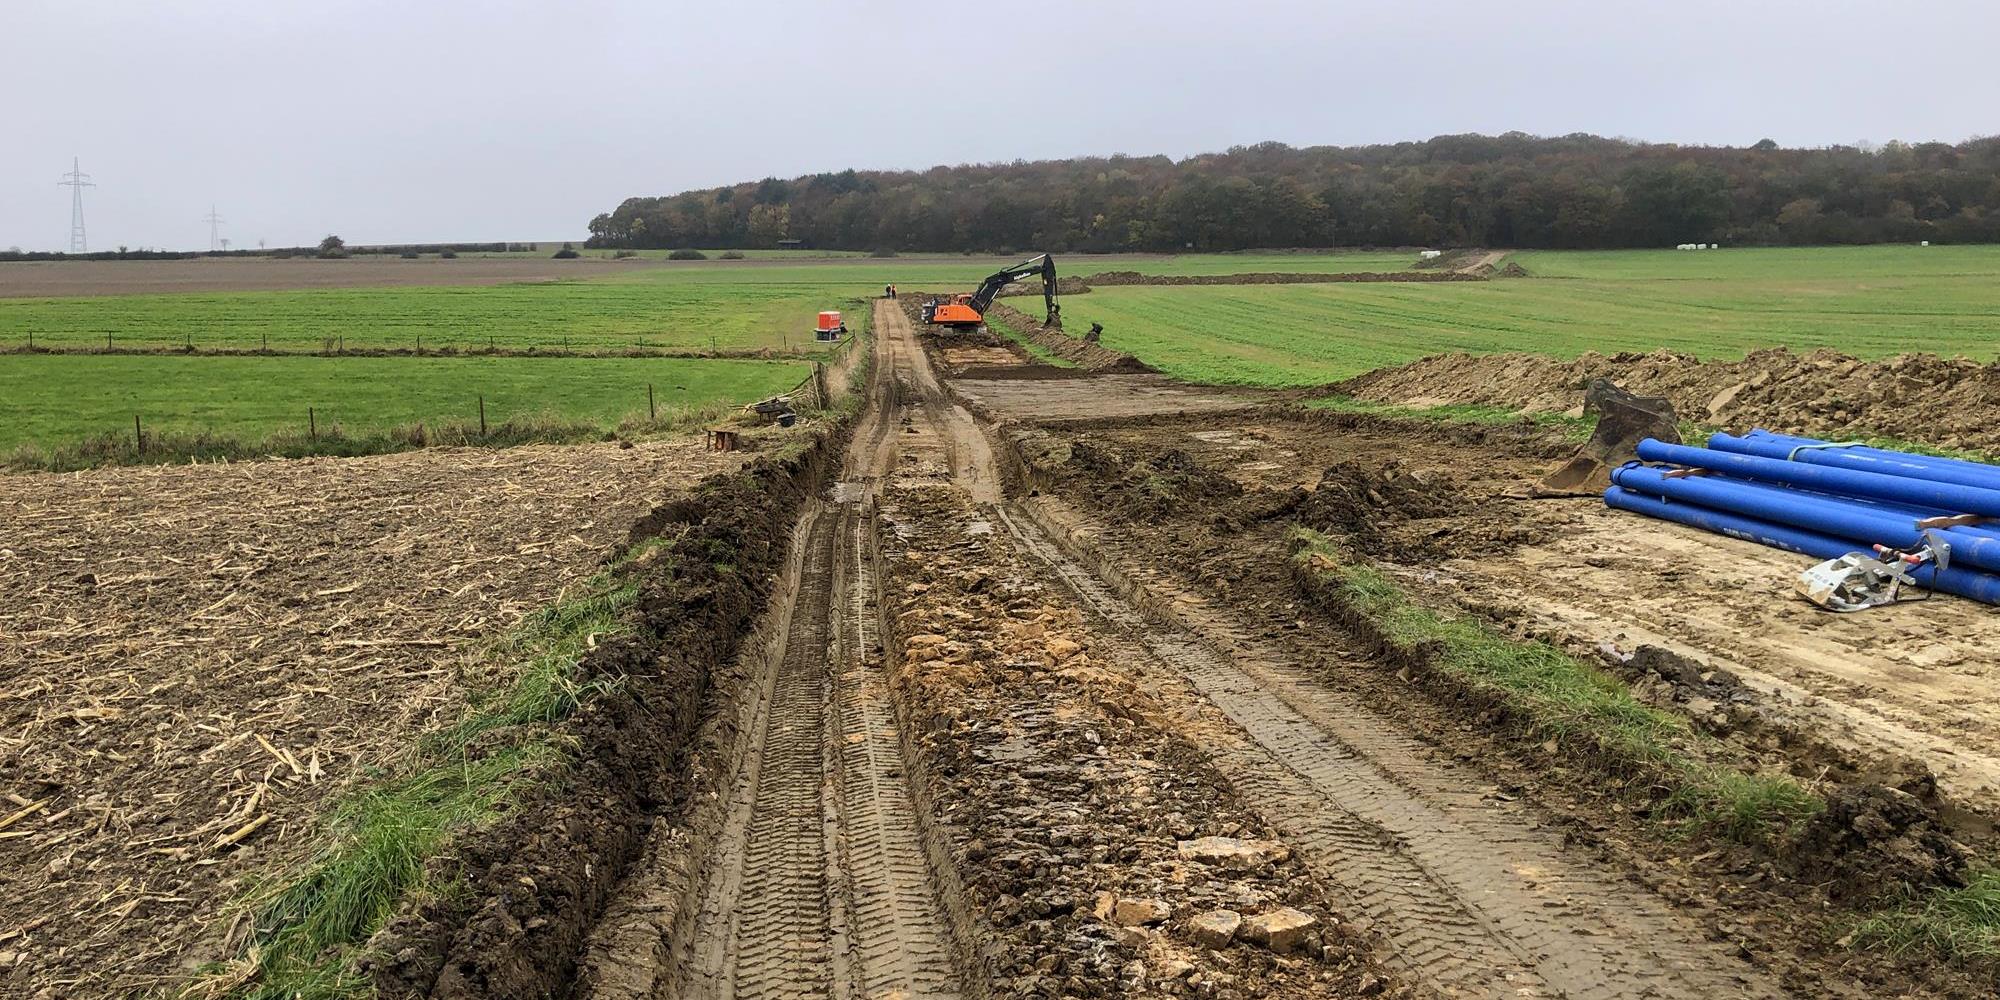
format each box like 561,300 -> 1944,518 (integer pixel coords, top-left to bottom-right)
572,304 -> 970,1000
577,296 -> 1825,1000
666,498 -> 962,1000
994,498 -> 1794,998
872,294 -> 1795,998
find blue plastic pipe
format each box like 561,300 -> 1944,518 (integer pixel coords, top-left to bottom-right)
1635,439 -> 2000,517
1714,431 -> 2000,492
1603,486 -> 2000,605
1611,464 -> 2000,573
1741,429 -> 2000,492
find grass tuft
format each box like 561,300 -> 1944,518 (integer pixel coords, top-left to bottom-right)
1292,528 -> 1822,842
1850,868 -> 2000,960
1306,395 -> 1593,439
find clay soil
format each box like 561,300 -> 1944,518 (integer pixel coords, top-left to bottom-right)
0,437 -> 745,998
1011,406 -> 1999,996
1020,409 -> 2000,816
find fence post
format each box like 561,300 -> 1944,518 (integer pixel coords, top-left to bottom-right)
107,331 -> 113,350
648,384 -> 656,421
478,395 -> 487,437
309,407 -> 317,442
262,331 -> 268,352
134,414 -> 143,455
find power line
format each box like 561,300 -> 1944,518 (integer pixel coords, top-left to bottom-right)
203,205 -> 226,252
58,157 -> 94,253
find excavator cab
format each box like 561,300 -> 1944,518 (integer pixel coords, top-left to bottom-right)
929,293 -> 983,327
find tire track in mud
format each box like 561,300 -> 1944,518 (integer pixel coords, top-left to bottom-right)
677,505 -> 836,999
580,306 -> 965,1000
828,502 -> 964,998
669,500 -> 964,1000
990,501 -> 1786,999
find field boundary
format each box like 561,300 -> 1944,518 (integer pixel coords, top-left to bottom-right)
0,343 -> 843,361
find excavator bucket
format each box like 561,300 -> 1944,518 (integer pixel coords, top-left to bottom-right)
1534,379 -> 1681,496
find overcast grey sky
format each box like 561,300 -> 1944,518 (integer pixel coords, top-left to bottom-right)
3,0 -> 1993,251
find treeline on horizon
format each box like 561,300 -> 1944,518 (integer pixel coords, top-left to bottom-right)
586,132 -> 2000,253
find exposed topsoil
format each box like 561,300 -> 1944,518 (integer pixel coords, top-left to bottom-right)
0,437 -> 746,998
881,484 -> 1402,998
1336,347 -> 2000,454
1014,410 -> 1997,996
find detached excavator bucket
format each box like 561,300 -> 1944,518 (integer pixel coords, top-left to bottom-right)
1534,379 -> 1681,496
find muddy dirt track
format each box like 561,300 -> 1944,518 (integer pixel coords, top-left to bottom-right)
0,439 -> 747,998
540,298 -> 1921,999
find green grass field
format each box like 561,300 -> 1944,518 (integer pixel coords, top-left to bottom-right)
2,283 -> 866,354
1051,245 -> 2000,386
0,251 -> 1411,354
10,244 -> 1989,461
0,355 -> 809,454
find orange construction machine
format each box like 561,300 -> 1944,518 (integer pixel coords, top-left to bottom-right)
921,254 -> 1059,331
814,310 -> 847,342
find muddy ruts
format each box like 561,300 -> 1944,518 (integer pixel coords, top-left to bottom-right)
662,497 -> 968,999
360,429 -> 849,1000
995,499 -> 1786,999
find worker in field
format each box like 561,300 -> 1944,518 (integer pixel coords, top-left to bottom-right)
885,283 -> 896,299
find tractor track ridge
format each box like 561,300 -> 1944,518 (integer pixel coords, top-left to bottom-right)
597,307 -> 970,1000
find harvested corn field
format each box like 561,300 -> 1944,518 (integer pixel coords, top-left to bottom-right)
0,439 -> 746,997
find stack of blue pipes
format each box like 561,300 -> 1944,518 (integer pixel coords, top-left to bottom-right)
1603,429 -> 2000,605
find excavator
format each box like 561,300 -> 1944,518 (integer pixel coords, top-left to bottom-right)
922,253 -> 1060,331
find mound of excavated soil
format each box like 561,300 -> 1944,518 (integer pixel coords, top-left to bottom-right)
1077,270 -> 1481,286
980,301 -> 1157,373
1069,443 -> 1245,524
1337,348 -> 2000,454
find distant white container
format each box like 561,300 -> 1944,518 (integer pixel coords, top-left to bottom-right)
1922,240 -> 1932,247
1419,249 -> 1443,259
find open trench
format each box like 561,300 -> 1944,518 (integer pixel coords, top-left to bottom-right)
568,299 -> 1818,999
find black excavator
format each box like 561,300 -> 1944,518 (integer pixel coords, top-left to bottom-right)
921,253 -> 1059,331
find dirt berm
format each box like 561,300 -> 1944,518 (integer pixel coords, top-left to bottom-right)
1076,270 -> 1482,286
980,300 -> 1155,373
361,429 -> 847,999
1337,347 -> 2000,454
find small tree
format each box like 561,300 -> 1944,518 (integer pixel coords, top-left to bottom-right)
553,241 -> 581,259
317,234 -> 349,259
